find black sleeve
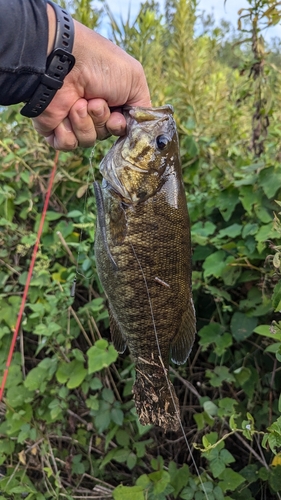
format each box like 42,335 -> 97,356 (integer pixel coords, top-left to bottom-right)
0,0 -> 48,106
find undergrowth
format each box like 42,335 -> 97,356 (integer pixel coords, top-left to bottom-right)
0,1 -> 281,499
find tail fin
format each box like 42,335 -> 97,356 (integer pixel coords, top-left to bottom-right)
133,359 -> 180,432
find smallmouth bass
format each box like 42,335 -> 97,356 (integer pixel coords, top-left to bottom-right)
94,105 -> 196,432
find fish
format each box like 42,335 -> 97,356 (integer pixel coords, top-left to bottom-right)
94,105 -> 196,432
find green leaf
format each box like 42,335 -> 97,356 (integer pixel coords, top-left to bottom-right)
239,464 -> 258,483
205,285 -> 232,302
0,297 -> 21,328
198,323 -> 224,349
203,251 -> 227,278
111,408 -> 124,426
46,211 -> 62,221
272,281 -> 281,311
184,135 -> 199,156
217,224 -> 242,239
203,401 -> 218,417
269,465 -> 281,492
86,395 -> 99,411
24,366 -> 49,391
220,449 -> 235,465
102,388 -> 115,404
6,385 -> 33,408
213,486 -> 224,500
239,185 -> 256,212
259,166 -> 281,198
180,487 -> 195,500
233,367 -> 251,386
242,223 -> 259,238
149,470 -> 170,494
230,312 -> 258,341
258,466 -> 270,481
67,210 -> 83,218
191,221 -> 216,244
194,412 -> 205,431
95,409 -> 111,433
217,188 -> 239,221
134,439 -> 153,458
254,324 -> 281,341
113,448 -> 131,464
113,484 -> 145,500
90,377 -> 103,390
87,339 -> 118,374
34,322 -> 61,337
254,205 -> 273,224
219,468 -> 245,492
255,223 -> 279,253
169,463 -> 190,497
72,349 -> 85,362
217,398 -> 237,418
127,452 -> 137,470
210,458 -> 225,478
214,333 -> 233,356
116,429 -> 130,447
206,366 -> 235,387
67,363 -> 87,389
56,360 -> 87,389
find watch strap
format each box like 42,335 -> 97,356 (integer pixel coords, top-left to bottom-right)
20,1 -> 75,118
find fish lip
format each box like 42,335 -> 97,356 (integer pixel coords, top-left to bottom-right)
123,104 -> 174,119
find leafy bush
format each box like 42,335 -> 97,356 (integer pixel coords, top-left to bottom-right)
0,0 -> 281,499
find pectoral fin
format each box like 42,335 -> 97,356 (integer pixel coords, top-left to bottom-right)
171,298 -> 196,364
109,199 -> 127,246
93,181 -> 118,271
109,307 -> 127,354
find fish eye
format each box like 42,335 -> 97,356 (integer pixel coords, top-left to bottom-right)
156,135 -> 170,150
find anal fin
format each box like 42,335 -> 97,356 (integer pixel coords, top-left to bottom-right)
109,307 -> 127,354
171,298 -> 196,364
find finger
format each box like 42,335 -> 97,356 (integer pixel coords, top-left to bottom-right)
68,99 -> 98,147
32,105 -> 66,138
106,110 -> 127,137
46,117 -> 78,151
87,99 -> 112,140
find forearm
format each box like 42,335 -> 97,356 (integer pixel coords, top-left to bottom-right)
0,0 -> 48,105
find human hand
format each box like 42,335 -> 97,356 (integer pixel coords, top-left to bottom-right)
33,10 -> 151,150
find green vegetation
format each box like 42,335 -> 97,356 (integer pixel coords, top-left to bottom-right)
1,0 -> 281,498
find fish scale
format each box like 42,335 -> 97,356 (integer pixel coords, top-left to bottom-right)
94,105 -> 196,432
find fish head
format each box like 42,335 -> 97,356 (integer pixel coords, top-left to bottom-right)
100,105 -> 179,203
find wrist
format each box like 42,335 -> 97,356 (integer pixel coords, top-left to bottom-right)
46,3 -> 56,56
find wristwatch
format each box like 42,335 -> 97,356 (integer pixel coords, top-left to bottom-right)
20,1 -> 75,118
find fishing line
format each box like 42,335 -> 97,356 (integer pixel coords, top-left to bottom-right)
129,240 -> 209,500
